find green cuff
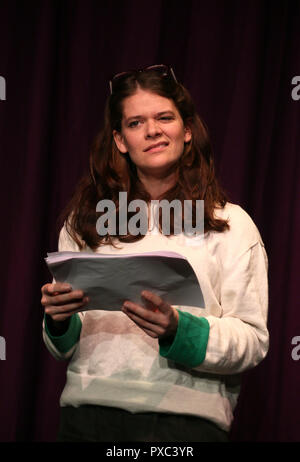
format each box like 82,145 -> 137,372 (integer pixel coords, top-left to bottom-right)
44,313 -> 82,353
159,310 -> 210,368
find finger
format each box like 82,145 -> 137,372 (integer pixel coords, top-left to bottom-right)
143,327 -> 159,339
122,305 -> 165,335
43,282 -> 72,296
123,300 -> 163,326
123,312 -> 162,338
49,282 -> 73,294
141,290 -> 171,314
42,290 -> 85,307
50,310 -> 81,322
45,298 -> 89,315
141,295 -> 159,312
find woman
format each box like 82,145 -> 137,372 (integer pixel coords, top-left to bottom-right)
41,65 -> 269,442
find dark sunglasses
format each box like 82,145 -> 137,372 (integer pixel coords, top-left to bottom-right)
109,64 -> 178,95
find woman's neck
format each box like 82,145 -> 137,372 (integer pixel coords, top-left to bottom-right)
137,169 -> 177,199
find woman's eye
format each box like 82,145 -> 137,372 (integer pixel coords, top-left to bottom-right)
159,116 -> 174,121
128,116 -> 173,128
128,120 -> 140,128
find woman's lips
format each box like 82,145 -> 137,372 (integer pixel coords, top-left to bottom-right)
144,142 -> 169,153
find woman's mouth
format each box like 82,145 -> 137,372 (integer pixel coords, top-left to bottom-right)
144,142 -> 169,153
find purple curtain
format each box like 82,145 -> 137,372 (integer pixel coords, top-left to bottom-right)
1,0 -> 299,442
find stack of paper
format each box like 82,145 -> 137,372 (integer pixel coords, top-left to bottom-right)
45,250 -> 204,311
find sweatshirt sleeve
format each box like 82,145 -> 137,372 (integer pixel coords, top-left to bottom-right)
200,240 -> 269,374
42,223 -> 86,361
160,206 -> 269,375
42,313 -> 83,360
159,310 -> 210,367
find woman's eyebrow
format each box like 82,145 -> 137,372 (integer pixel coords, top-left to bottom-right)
156,111 -> 176,117
124,111 -> 176,123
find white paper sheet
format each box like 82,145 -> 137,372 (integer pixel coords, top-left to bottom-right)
45,251 -> 204,311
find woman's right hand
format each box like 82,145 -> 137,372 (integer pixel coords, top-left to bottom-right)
41,282 -> 89,322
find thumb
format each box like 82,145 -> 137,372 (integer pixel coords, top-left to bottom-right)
141,290 -> 170,313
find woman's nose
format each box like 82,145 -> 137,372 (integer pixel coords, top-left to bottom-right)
145,119 -> 162,138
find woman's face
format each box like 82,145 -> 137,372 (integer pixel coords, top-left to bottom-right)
113,88 -> 191,178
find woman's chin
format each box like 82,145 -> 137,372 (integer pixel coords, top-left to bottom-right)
139,158 -> 179,174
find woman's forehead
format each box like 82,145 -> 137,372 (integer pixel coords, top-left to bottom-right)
121,89 -> 178,118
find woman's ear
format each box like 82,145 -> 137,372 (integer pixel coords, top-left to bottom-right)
113,130 -> 128,154
184,126 -> 192,143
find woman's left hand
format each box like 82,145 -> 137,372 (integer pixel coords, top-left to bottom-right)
122,290 -> 179,340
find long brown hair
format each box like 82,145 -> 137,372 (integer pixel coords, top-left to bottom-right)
59,68 -> 229,250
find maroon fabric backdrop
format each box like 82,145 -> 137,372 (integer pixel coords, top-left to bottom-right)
0,0 -> 299,442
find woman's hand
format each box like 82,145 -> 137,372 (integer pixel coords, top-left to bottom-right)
122,290 -> 179,340
41,282 -> 89,322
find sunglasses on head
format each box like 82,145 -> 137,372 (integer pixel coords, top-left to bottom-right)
109,64 -> 178,95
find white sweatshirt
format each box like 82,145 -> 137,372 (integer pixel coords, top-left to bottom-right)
43,202 -> 269,432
